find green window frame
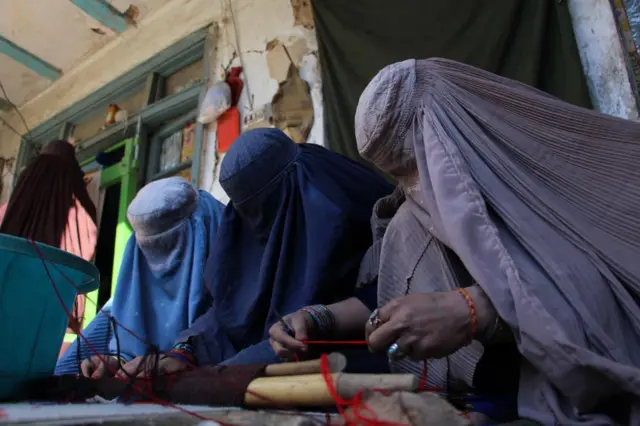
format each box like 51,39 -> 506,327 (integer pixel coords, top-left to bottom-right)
12,27 -> 214,338
14,26 -> 213,189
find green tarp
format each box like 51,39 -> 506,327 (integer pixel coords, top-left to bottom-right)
312,0 -> 592,160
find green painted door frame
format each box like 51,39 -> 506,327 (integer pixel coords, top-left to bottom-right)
108,137 -> 139,298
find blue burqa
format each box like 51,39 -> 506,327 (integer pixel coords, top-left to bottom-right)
56,177 -> 225,373
179,128 -> 394,366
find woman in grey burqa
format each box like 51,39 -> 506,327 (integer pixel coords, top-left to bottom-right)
270,58 -> 640,425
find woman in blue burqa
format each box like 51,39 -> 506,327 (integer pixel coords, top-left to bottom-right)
56,177 -> 225,377
117,128 -> 393,376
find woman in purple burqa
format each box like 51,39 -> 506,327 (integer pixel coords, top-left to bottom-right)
271,58 -> 640,425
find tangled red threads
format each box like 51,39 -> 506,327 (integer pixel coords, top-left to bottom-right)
28,239 -> 443,425
29,239 -> 233,424
319,354 -> 406,426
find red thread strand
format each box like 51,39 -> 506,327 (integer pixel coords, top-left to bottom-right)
302,340 -> 432,394
31,240 -> 333,425
29,239 -> 445,425
419,361 -> 428,390
29,240 -> 234,425
319,354 -> 406,426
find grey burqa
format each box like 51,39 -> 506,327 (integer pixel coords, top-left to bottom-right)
355,58 -> 640,425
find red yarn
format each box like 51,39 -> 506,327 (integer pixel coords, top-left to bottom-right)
29,239 -> 438,425
32,240 -> 342,425
29,240 -> 234,425
302,340 -> 432,394
319,354 -> 407,426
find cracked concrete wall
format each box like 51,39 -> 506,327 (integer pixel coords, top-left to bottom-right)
569,0 -> 640,119
0,0 -> 220,204
2,0 -> 634,205
199,0 -> 321,204
0,0 -> 322,205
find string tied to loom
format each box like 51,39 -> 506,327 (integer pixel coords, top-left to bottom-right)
30,238 -> 436,425
31,238 -> 367,425
28,239 -> 227,424
319,354 -> 405,426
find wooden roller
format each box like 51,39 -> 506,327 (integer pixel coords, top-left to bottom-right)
244,373 -> 418,407
264,352 -> 347,377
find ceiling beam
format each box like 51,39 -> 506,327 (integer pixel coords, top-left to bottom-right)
69,0 -> 128,33
0,36 -> 62,80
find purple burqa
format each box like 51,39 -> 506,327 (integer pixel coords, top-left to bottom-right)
355,58 -> 640,424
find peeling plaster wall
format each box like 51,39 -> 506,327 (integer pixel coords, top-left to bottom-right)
2,0 -> 633,206
199,0 -> 322,203
0,0 -> 322,205
0,0 -> 216,158
569,0 -> 640,119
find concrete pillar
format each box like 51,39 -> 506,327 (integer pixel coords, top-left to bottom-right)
568,0 -> 639,119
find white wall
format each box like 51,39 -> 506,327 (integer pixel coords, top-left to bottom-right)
0,0 -> 174,108
1,0 -> 637,205
0,0 -> 321,205
199,0 -> 322,204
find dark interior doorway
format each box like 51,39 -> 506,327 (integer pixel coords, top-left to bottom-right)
94,182 -> 121,310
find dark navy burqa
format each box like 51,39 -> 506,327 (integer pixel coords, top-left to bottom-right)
181,129 -> 393,365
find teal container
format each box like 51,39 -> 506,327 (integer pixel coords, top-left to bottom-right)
0,234 -> 99,400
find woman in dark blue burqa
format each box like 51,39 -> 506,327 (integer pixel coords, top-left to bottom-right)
132,128 -> 394,372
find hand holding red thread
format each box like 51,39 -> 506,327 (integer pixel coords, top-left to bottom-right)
269,309 -> 320,359
31,239 -> 439,425
366,292 -> 477,361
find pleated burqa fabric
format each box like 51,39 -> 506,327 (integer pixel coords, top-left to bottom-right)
355,58 -> 640,424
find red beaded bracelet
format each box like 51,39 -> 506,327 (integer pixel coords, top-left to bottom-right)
455,288 -> 477,342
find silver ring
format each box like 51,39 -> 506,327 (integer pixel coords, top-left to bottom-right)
387,342 -> 405,360
368,309 -> 381,328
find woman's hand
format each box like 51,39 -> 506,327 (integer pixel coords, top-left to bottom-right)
80,355 -> 121,379
269,298 -> 374,360
366,291 -> 475,361
268,310 -> 316,359
114,355 -> 193,379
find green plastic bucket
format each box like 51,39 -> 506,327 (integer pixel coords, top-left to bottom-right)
0,234 -> 99,400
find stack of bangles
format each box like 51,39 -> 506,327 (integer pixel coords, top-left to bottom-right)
164,341 -> 197,365
301,304 -> 336,335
